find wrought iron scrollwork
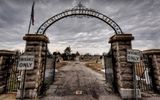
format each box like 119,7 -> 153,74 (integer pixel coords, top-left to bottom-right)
36,3 -> 123,34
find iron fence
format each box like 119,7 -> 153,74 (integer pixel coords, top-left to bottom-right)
103,49 -> 114,91
6,56 -> 20,93
135,54 -> 153,92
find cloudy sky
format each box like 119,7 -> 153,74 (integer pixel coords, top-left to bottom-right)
0,0 -> 159,54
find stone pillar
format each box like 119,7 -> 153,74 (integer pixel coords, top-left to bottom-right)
0,50 -> 16,93
16,34 -> 49,99
109,34 -> 139,99
143,49 -> 160,93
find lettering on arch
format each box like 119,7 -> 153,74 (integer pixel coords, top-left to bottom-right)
36,7 -> 123,34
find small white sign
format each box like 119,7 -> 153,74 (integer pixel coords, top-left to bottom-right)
127,49 -> 141,63
18,55 -> 34,70
75,90 -> 83,95
17,75 -> 22,81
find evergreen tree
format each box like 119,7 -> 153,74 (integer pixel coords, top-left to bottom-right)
64,46 -> 71,55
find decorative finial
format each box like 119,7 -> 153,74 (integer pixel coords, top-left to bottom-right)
78,1 -> 83,7
74,0 -> 85,9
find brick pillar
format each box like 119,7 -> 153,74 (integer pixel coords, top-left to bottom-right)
16,34 -> 49,99
109,34 -> 138,99
0,50 -> 16,93
143,49 -> 160,93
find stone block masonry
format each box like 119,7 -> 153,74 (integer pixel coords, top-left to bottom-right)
16,34 -> 49,99
109,34 -> 141,99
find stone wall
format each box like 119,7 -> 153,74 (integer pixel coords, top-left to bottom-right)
109,34 -> 141,98
143,49 -> 160,93
16,34 -> 49,99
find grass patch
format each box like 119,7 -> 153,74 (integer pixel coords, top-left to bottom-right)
56,61 -> 68,69
85,62 -> 103,72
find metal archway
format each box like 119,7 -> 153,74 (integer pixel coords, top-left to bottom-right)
36,3 -> 123,34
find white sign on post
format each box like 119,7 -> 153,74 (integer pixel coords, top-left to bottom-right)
127,49 -> 141,63
18,55 -> 34,70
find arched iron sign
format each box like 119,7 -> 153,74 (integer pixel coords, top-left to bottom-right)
36,3 -> 123,34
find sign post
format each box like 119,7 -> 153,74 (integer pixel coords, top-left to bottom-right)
18,55 -> 34,100
127,49 -> 141,100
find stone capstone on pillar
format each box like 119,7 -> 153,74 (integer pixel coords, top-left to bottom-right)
109,34 -> 134,43
23,34 -> 49,43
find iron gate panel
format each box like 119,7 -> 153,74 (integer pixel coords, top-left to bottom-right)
103,51 -> 114,89
6,56 -> 20,93
135,54 -> 153,92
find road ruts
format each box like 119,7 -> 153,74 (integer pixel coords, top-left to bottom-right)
40,61 -> 121,100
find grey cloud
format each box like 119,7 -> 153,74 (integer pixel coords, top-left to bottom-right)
0,0 -> 160,54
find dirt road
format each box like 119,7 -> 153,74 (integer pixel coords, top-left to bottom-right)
41,61 -> 121,100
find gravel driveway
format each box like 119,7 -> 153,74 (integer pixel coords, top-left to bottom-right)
40,61 -> 121,100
